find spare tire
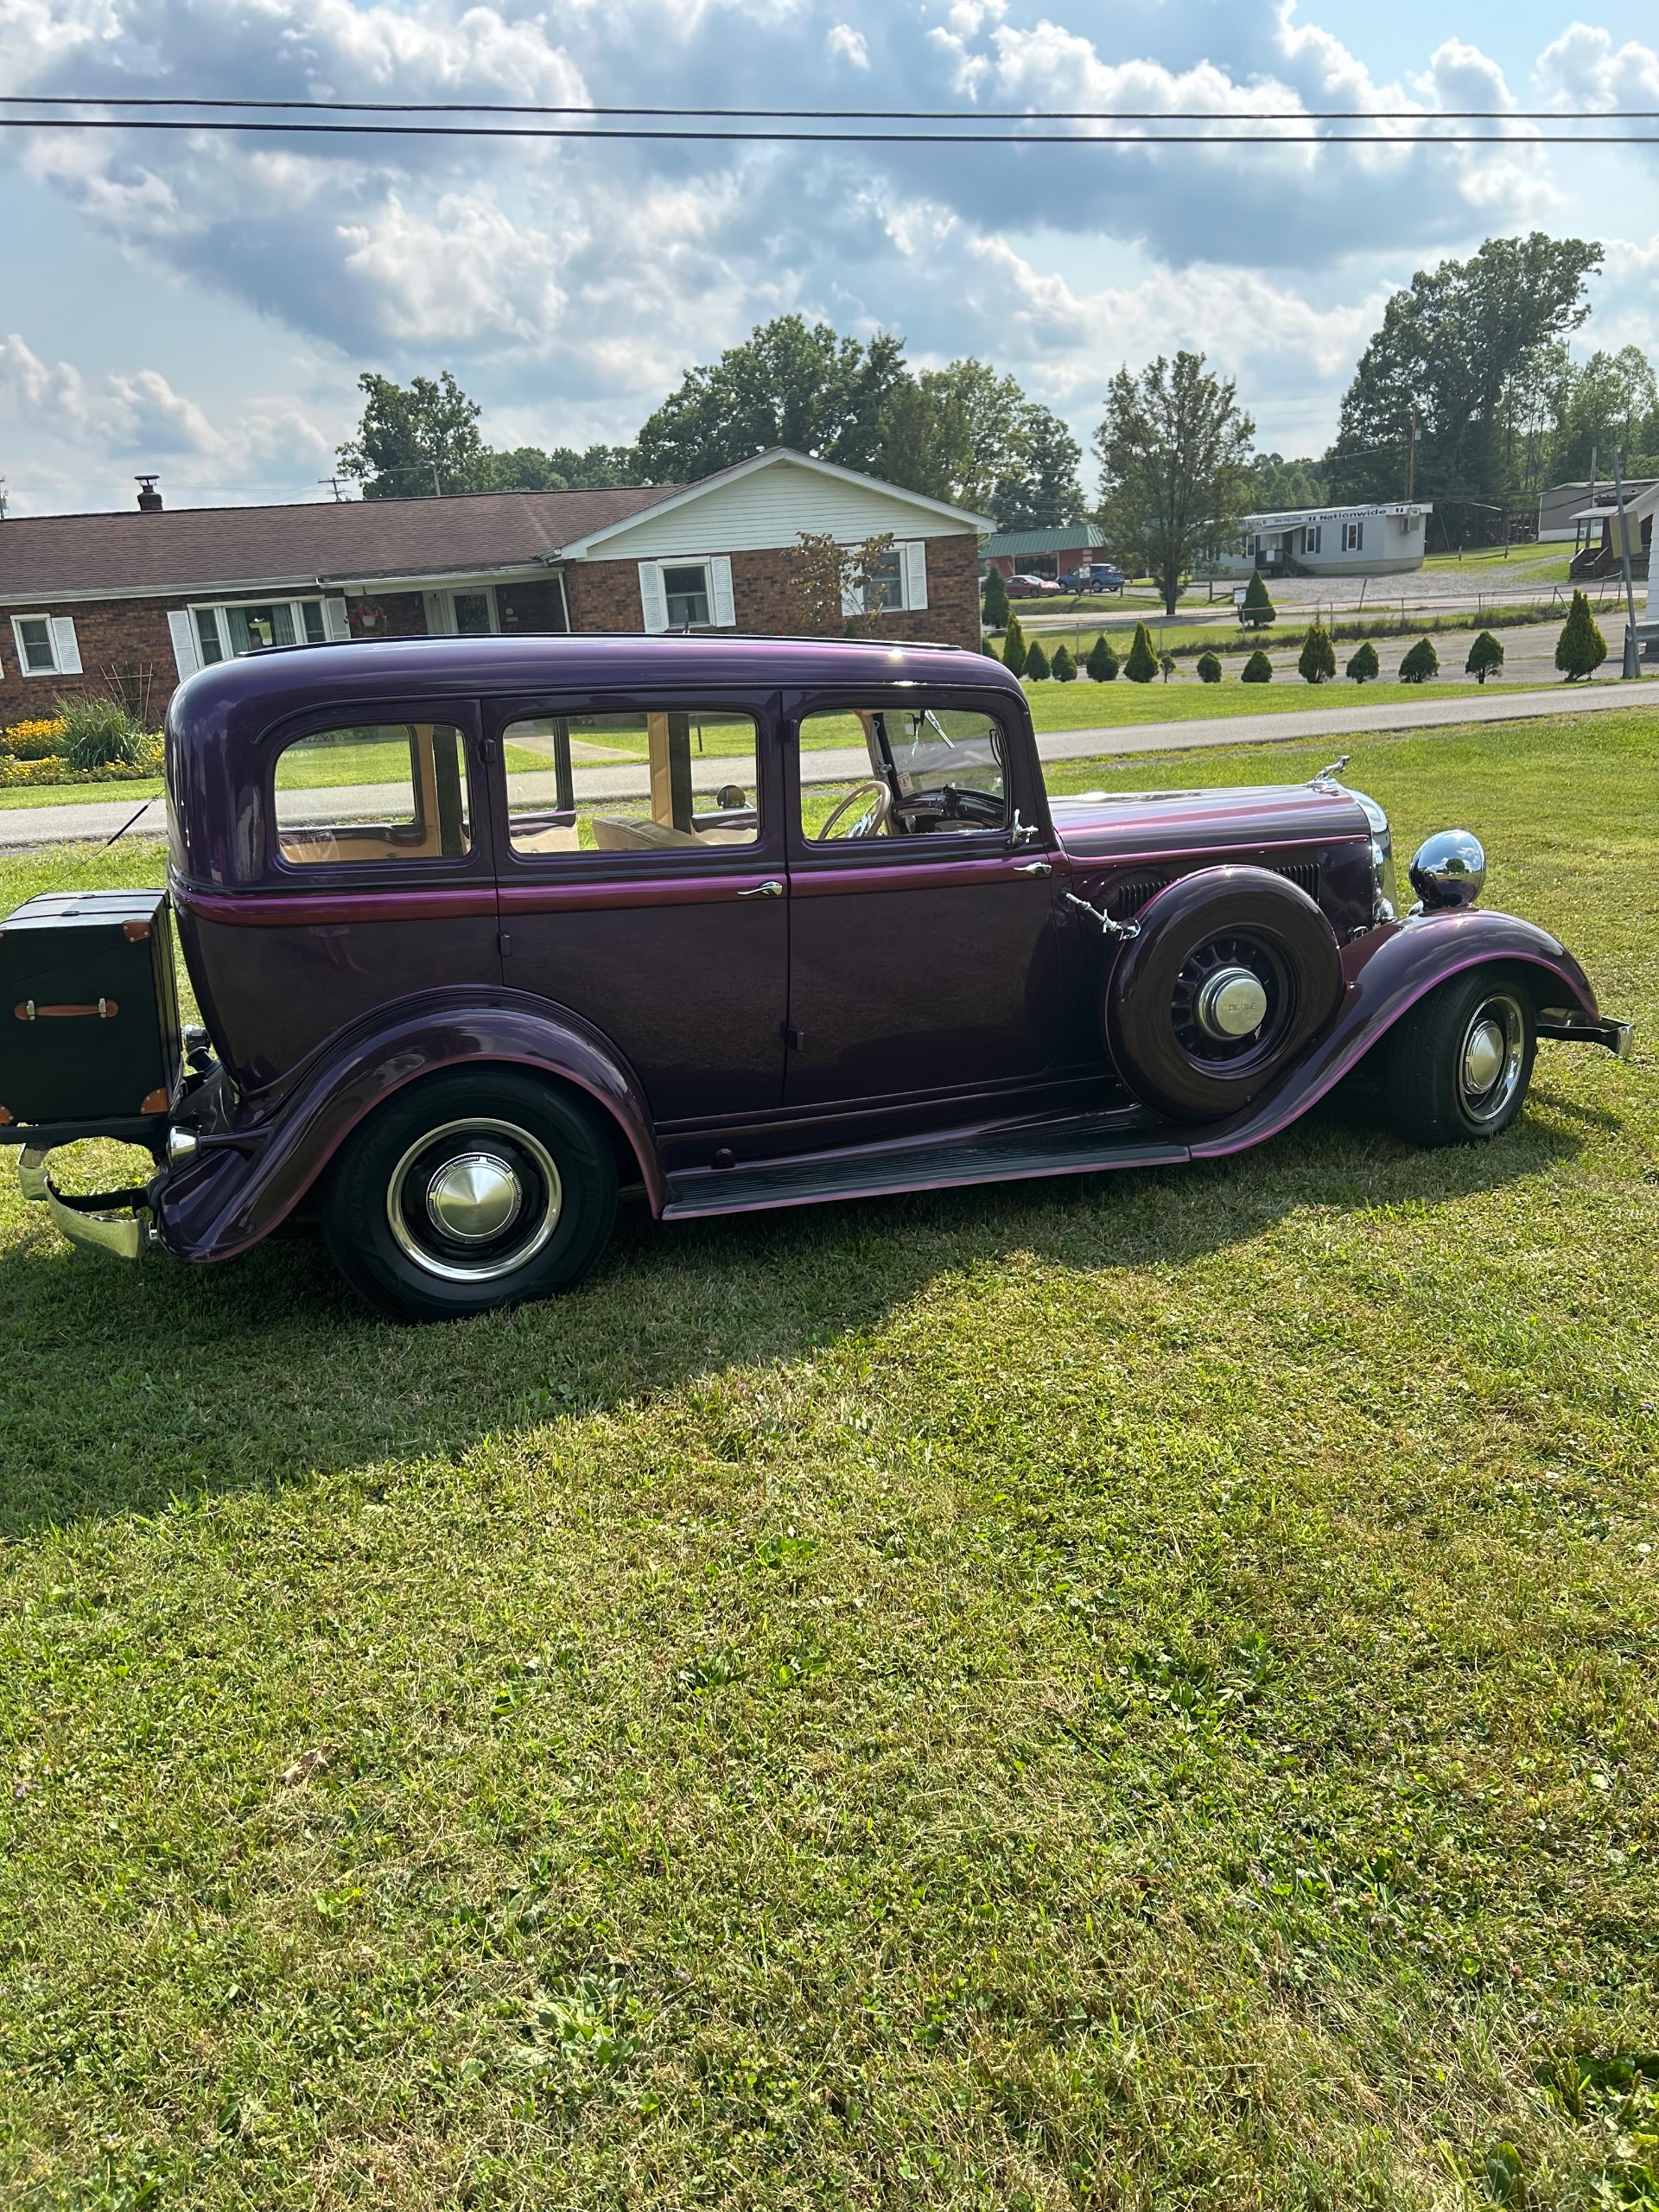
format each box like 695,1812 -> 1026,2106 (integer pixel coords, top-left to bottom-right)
1106,866 -> 1343,1121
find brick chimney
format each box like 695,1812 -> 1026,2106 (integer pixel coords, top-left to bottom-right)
135,475 -> 162,512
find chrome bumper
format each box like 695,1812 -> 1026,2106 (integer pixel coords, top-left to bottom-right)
17,1143 -> 156,1262
1536,1008 -> 1635,1059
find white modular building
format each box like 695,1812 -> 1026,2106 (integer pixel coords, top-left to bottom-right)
1217,502 -> 1433,580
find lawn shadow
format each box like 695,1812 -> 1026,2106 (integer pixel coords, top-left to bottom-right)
0,1104 -> 1584,1536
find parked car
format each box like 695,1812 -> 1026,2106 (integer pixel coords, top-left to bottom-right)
1004,573 -> 1065,598
0,637 -> 1630,1320
1057,563 -> 1126,594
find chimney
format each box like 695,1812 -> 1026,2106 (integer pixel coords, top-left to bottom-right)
135,474 -> 162,512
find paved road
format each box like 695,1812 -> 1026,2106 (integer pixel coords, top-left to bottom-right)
0,677 -> 1651,851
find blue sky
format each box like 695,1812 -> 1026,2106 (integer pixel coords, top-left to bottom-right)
1,0 -> 1656,513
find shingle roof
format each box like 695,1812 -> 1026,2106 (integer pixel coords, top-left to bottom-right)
983,524 -> 1105,557
0,485 -> 678,602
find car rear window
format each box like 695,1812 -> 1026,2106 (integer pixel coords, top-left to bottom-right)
273,722 -> 472,867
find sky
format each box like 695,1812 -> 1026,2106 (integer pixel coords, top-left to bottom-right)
0,0 -> 1656,515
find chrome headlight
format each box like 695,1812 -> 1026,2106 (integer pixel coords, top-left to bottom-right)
1408,829 -> 1485,911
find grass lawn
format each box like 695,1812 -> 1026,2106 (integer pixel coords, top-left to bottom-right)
3,712 -> 1659,2207
1018,672 -> 1604,734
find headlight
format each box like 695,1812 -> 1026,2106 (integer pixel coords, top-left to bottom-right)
1408,830 -> 1485,911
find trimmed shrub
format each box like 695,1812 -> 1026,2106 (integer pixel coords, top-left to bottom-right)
1465,631 -> 1505,683
1025,639 -> 1051,681
1555,590 -> 1607,681
1345,640 -> 1380,683
982,566 -> 1010,632
1196,651 -> 1223,683
60,696 -> 150,772
1399,636 -> 1440,683
1086,634 -> 1119,682
1051,643 -> 1077,683
1001,613 -> 1028,678
1297,626 -> 1337,684
1240,569 -> 1276,629
1241,649 -> 1273,683
1124,622 -> 1160,683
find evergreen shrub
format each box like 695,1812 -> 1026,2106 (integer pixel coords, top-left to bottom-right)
1001,613 -> 1028,678
1399,637 -> 1440,683
1025,639 -> 1051,681
1196,652 -> 1223,683
1297,626 -> 1337,683
1345,641 -> 1380,683
1051,644 -> 1077,683
1240,570 -> 1277,629
1124,623 -> 1160,683
1465,631 -> 1505,683
1086,635 -> 1119,682
1554,591 -> 1607,681
1241,650 -> 1273,683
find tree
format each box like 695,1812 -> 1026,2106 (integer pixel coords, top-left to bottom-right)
1095,351 -> 1255,615
1239,570 -> 1276,630
337,371 -> 487,497
1400,636 -> 1440,683
1251,453 -> 1327,510
787,531 -> 897,638
1196,651 -> 1222,682
1325,233 -> 1603,528
1542,346 -> 1659,482
876,359 -> 1084,521
637,315 -> 907,481
1465,631 -> 1505,683
1297,626 -> 1337,684
982,566 -> 1010,631
1086,634 -> 1118,682
1025,639 -> 1052,681
1241,650 -> 1272,683
1052,643 -> 1077,683
1001,613 -> 1028,677
484,442 -> 643,492
1346,641 -> 1380,683
1123,622 -> 1160,683
1555,590 -> 1607,680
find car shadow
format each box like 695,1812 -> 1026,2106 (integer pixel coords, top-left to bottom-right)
0,1104 -> 1586,1536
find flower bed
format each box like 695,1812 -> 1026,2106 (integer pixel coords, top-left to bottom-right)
0,716 -> 163,786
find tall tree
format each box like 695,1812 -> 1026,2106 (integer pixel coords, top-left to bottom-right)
336,372 -> 487,498
1542,345 -> 1659,480
1250,453 -> 1327,511
635,316 -> 908,480
874,361 -> 1084,523
483,442 -> 645,492
1325,233 -> 1603,532
1094,352 -> 1255,615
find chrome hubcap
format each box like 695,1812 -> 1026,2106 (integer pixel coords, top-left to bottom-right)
387,1117 -> 562,1282
1457,995 -> 1525,1123
1196,964 -> 1270,1041
425,1152 -> 522,1244
1461,1020 -> 1506,1097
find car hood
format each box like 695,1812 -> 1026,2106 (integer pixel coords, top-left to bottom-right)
1050,781 -> 1372,862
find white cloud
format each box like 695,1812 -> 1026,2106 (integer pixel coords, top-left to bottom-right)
1535,23 -> 1659,108
826,21 -> 868,67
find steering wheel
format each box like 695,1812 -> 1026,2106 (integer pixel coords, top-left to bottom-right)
819,779 -> 893,841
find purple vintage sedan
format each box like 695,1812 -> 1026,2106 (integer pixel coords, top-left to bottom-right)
0,635 -> 1631,1319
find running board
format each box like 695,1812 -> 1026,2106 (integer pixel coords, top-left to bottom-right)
663,1113 -> 1189,1219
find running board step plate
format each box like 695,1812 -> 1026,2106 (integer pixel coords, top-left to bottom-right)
663,1116 -> 1189,1220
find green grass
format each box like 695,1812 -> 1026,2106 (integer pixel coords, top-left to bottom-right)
3,713 -> 1659,2207
1017,672 -> 1610,734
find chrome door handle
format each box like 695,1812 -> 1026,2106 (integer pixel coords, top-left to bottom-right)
1014,860 -> 1052,877
737,878 -> 785,899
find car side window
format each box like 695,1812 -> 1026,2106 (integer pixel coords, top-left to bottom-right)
503,709 -> 760,856
273,722 -> 472,866
799,705 -> 1008,843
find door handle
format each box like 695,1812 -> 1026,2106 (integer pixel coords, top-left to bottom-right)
1014,861 -> 1052,877
737,879 -> 785,899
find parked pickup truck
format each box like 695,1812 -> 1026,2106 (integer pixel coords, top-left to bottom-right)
0,635 -> 1631,1320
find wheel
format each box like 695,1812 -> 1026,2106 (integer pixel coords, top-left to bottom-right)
1106,867 -> 1344,1121
1385,969 -> 1535,1147
321,1069 -> 618,1321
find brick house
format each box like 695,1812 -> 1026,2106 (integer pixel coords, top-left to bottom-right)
0,448 -> 990,725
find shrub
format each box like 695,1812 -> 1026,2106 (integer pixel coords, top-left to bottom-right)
982,566 -> 1009,632
59,696 -> 150,771
1086,634 -> 1119,682
1001,613 -> 1028,678
1051,643 -> 1077,683
1025,639 -> 1051,681
1399,636 -> 1440,683
0,716 -> 68,761
1297,626 -> 1337,684
1124,623 -> 1160,683
1239,569 -> 1276,629
1241,650 -> 1273,683
1555,590 -> 1607,681
1196,652 -> 1223,683
1345,640 -> 1380,683
1158,652 -> 1177,682
1465,631 -> 1505,683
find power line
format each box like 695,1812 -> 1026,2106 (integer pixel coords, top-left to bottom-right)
2,97 -> 1657,119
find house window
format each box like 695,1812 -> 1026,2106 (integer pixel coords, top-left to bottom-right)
1302,525 -> 1322,556
454,590 -> 494,634
862,551 -> 905,612
663,565 -> 712,627
638,556 -> 736,633
10,613 -> 81,677
1342,520 -> 1364,552
190,600 -> 329,664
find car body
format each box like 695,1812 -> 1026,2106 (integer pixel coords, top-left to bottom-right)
1058,564 -> 1127,594
1004,573 -> 1065,598
0,634 -> 1631,1319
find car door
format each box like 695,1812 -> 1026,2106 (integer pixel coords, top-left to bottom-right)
487,690 -> 788,1127
783,688 -> 1071,1120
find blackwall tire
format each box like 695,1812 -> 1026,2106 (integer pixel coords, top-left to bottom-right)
1385,968 -> 1535,1148
1107,867 -> 1344,1122
321,1069 -> 618,1322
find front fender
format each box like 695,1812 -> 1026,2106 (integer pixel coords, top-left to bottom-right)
1188,907 -> 1602,1159
156,988 -> 663,1263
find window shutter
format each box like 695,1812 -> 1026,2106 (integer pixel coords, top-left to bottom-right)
639,562 -> 669,633
422,591 -> 448,636
709,555 -> 735,628
902,540 -> 928,611
166,609 -> 200,679
322,595 -> 350,641
1355,521 -> 1364,550
49,616 -> 82,676
839,563 -> 861,619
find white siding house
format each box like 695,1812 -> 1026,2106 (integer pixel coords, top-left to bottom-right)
1217,502 -> 1433,580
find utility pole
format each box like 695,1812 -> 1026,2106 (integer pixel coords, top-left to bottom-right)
1613,446 -> 1642,680
317,476 -> 346,502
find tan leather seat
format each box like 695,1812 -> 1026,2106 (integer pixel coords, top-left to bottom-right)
591,817 -> 703,850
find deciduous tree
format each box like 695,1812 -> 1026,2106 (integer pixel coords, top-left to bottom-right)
1095,352 -> 1255,615
637,316 -> 908,481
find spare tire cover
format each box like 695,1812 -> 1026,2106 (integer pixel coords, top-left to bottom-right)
1106,865 -> 1343,1121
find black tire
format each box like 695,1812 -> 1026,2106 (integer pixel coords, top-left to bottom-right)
321,1068 -> 618,1322
1385,969 -> 1535,1147
1107,867 -> 1344,1121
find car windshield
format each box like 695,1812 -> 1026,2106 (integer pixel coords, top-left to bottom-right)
881,709 -> 1003,799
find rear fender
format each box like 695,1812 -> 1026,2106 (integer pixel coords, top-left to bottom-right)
156,989 -> 661,1262
1188,909 -> 1601,1159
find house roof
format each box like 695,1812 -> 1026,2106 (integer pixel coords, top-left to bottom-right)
984,524 -> 1105,557
0,485 -> 676,605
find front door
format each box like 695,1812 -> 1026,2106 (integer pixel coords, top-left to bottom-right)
489,693 -> 788,1126
783,692 -> 1068,1119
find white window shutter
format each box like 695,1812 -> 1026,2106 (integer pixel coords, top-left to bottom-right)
840,563 -> 862,619
709,555 -> 735,628
639,562 -> 669,633
322,595 -> 350,641
50,616 -> 82,676
422,590 -> 448,636
166,609 -> 200,679
903,541 -> 928,611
